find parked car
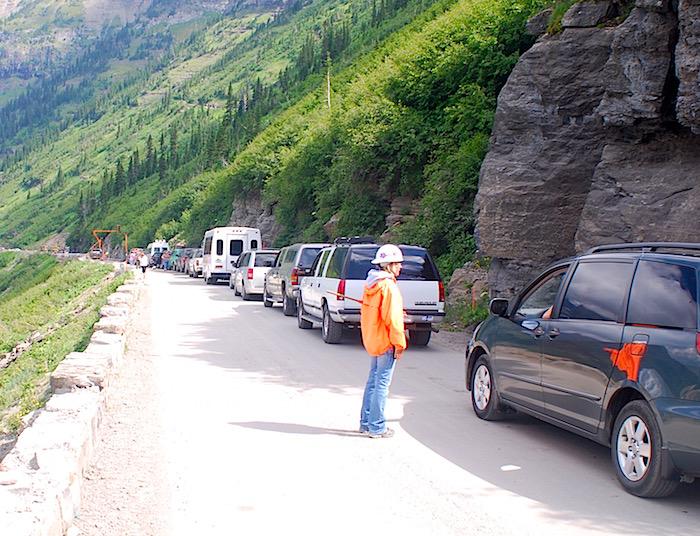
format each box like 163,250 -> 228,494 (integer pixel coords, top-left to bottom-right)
88,248 -> 103,260
188,249 -> 203,277
297,238 -> 445,345
202,226 -> 262,284
231,250 -> 280,300
263,243 -> 329,315
466,242 -> 700,498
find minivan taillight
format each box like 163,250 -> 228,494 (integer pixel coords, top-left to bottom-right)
291,267 -> 299,286
438,280 -> 445,303
696,333 -> 700,355
247,268 -> 254,280
337,280 -> 346,301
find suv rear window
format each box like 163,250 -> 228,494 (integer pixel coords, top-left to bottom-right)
254,253 -> 278,268
344,246 -> 440,281
627,261 -> 698,329
560,261 -> 634,322
299,247 -> 322,268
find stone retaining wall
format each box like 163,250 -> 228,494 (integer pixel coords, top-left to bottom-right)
0,278 -> 140,536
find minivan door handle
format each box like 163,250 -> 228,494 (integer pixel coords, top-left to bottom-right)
547,328 -> 560,339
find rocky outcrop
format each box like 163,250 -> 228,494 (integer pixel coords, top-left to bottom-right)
476,0 -> 700,296
229,192 -> 282,246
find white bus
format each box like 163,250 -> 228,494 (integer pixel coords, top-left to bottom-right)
202,226 -> 261,284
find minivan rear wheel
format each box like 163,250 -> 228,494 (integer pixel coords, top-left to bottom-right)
409,329 -> 431,347
611,400 -> 679,497
282,290 -> 296,316
322,304 -> 343,344
470,357 -> 505,421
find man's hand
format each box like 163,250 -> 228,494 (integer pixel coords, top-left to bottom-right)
394,347 -> 405,360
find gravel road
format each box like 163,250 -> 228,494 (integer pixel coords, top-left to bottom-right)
74,270 -> 700,535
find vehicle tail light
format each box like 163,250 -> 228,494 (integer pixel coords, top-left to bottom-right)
291,267 -> 299,286
696,333 -> 700,355
438,280 -> 445,303
337,280 -> 346,301
247,268 -> 254,280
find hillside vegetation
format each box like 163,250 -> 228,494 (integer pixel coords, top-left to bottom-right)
0,0 -> 549,280
0,253 -> 120,433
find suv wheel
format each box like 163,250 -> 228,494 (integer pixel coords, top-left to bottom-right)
470,356 -> 505,421
282,289 -> 296,316
297,296 -> 313,329
322,304 -> 343,344
409,329 -> 431,347
263,286 -> 273,308
611,400 -> 679,497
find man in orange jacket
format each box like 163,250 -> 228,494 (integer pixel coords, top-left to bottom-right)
359,244 -> 407,439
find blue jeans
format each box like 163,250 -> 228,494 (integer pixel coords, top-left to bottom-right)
360,349 -> 397,434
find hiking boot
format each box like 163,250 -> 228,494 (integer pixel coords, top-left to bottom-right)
368,428 -> 394,439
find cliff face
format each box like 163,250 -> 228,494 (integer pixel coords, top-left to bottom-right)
475,0 -> 700,296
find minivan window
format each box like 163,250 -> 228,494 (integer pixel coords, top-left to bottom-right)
299,247 -> 323,268
516,270 -> 567,318
627,261 -> 698,330
560,262 -> 634,322
230,240 -> 243,257
255,253 -> 278,268
325,248 -> 348,279
398,247 -> 440,281
216,239 -> 224,256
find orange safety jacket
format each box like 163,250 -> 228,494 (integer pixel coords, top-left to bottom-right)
360,270 -> 407,357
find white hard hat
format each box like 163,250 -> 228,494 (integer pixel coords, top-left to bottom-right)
371,244 -> 404,265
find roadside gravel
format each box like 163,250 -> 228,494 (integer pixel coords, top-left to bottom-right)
73,281 -> 171,536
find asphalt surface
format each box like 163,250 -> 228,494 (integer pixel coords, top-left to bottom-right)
78,269 -> 700,535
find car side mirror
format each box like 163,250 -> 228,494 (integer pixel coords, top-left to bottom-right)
489,298 -> 509,317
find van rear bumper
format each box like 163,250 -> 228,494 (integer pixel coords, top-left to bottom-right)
210,272 -> 231,281
334,309 -> 445,326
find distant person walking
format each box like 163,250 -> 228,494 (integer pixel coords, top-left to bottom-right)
359,244 -> 406,439
139,252 -> 149,276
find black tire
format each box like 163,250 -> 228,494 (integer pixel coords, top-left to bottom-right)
611,400 -> 679,498
297,296 -> 313,329
470,356 -> 506,421
205,275 -> 212,285
263,287 -> 273,308
234,279 -> 241,296
409,329 -> 431,347
322,304 -> 343,344
282,290 -> 296,316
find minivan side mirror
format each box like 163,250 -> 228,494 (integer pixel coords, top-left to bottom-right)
489,298 -> 509,317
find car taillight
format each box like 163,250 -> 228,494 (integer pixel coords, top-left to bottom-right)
337,280 -> 346,301
696,333 -> 700,355
438,280 -> 445,303
291,267 -> 299,286
247,268 -> 254,280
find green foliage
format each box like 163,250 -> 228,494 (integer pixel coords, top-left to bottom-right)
0,258 -> 120,433
0,252 -> 59,300
546,0 -> 577,33
444,295 -> 489,330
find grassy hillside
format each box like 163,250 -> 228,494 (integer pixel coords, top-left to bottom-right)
0,253 -> 119,433
0,0 -> 551,282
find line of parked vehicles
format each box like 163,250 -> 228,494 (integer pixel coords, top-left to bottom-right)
148,227 -> 700,499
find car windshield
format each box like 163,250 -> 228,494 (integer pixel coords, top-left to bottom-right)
254,253 -> 278,267
345,246 -> 440,281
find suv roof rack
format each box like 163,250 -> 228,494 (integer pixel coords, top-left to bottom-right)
585,242 -> 700,255
333,236 -> 375,245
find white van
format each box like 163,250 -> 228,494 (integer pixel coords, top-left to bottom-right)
147,239 -> 169,256
201,227 -> 262,284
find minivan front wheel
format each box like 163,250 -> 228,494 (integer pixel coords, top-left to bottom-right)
470,357 -> 505,421
611,400 -> 679,497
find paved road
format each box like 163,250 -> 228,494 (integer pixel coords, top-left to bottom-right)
78,270 -> 700,535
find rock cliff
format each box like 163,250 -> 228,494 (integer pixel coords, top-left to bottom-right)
475,0 -> 700,296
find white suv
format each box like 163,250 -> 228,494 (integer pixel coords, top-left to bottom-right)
231,250 -> 279,301
297,239 -> 445,345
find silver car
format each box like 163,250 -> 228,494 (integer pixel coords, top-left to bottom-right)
231,250 -> 280,301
